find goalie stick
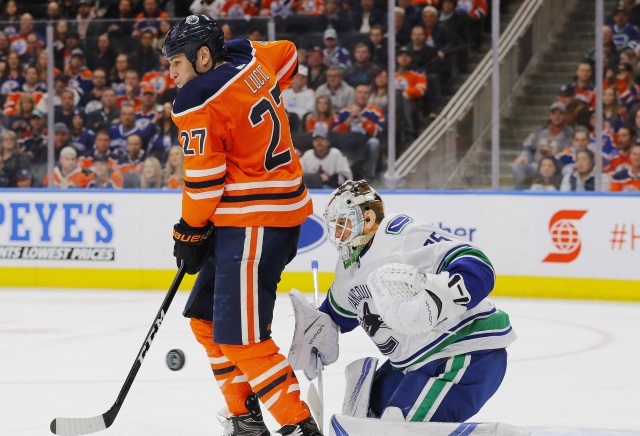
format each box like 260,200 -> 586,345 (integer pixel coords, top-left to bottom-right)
308,258 -> 324,433
50,263 -> 187,436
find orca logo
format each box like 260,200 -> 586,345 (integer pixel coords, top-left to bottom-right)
542,210 -> 588,263
297,214 -> 327,253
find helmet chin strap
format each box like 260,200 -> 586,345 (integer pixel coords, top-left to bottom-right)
191,60 -> 202,75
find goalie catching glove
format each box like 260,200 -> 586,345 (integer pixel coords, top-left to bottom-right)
366,263 -> 471,336
172,218 -> 214,275
288,289 -> 339,380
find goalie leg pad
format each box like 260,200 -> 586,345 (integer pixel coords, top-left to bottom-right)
342,357 -> 379,417
288,289 -> 339,380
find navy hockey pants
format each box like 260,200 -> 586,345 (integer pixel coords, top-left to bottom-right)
369,349 -> 507,422
183,225 -> 301,345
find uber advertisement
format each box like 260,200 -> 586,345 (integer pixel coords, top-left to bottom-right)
0,190 -> 638,296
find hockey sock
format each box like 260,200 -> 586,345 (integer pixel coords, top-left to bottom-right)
220,339 -> 311,426
190,318 -> 254,415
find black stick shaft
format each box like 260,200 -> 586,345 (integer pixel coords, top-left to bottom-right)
103,264 -> 186,426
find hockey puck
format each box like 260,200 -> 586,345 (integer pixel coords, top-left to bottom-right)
166,349 -> 186,371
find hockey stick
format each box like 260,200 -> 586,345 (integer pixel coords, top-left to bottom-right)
50,263 -> 187,436
308,258 -> 324,432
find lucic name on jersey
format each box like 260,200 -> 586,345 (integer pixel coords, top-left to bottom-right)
321,213 -> 517,373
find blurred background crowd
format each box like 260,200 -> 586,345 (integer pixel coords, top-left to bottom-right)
0,0 -> 638,192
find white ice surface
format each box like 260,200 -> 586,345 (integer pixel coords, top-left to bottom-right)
1,289 -> 639,435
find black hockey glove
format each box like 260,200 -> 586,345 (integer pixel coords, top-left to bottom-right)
172,218 -> 214,275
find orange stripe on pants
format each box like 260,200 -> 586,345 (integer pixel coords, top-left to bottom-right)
221,339 -> 310,426
190,318 -> 253,415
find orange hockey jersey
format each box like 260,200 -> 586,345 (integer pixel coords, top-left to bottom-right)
395,70 -> 427,100
171,39 -> 313,228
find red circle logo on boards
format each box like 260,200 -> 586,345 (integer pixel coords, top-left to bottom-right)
542,210 -> 588,263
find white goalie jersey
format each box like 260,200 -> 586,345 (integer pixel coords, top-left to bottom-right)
323,213 -> 517,373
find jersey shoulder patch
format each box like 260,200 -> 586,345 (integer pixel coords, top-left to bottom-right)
172,39 -> 254,116
385,215 -> 413,235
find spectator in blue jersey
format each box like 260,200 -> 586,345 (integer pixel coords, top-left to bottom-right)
69,109 -> 96,155
610,6 -> 639,52
512,102 -> 573,189
109,104 -> 156,160
316,65 -> 356,113
529,156 -> 562,191
322,27 -> 352,69
344,42 -> 377,88
556,127 -> 590,177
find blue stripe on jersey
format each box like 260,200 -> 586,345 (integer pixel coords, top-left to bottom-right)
320,295 -> 359,333
172,39 -> 254,114
444,256 -> 495,310
391,308 -> 497,367
436,244 -> 471,273
449,422 -> 479,436
456,326 -> 513,342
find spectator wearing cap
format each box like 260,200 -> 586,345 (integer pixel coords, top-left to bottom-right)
322,27 -> 352,69
556,83 -> 590,130
20,110 -> 48,171
136,82 -> 161,125
344,42 -> 377,88
306,46 -> 328,91
133,0 -> 170,38
43,146 -> 90,188
317,0 -> 354,33
367,25 -> 388,69
70,109 -> 96,155
63,32 -> 83,71
54,89 -> 78,127
87,155 -> 123,189
76,0 -> 97,40
282,65 -> 316,128
512,102 -> 573,189
605,62 -> 640,110
610,6 -> 639,52
14,168 -> 33,188
300,126 -> 353,189
134,29 -> 160,77
109,104 -> 157,159
353,0 -> 385,34
53,122 -> 79,160
395,47 -> 427,141
0,130 -> 31,188
67,48 -> 94,95
333,83 -> 385,180
87,88 -> 121,132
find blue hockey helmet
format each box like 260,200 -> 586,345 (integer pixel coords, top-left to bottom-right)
162,14 -> 226,74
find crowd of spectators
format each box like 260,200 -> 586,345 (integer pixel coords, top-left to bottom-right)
0,0 -> 490,189
513,1 -> 640,193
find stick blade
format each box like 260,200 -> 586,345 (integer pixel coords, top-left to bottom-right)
50,415 -> 108,436
307,383 -> 323,432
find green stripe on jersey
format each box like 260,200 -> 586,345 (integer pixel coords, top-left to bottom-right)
395,310 -> 511,370
437,246 -> 494,275
410,355 -> 467,422
329,290 -> 357,318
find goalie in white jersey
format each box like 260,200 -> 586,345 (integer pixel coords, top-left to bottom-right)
288,180 -> 516,423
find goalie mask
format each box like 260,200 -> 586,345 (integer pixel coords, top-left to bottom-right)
324,180 -> 384,267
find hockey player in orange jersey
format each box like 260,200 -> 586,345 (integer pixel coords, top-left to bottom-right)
163,14 -> 319,436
